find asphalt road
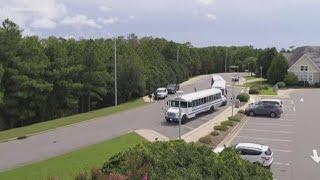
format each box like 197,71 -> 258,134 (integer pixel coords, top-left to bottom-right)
0,73 -> 245,171
231,89 -> 320,180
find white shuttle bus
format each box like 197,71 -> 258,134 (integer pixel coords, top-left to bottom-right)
211,75 -> 228,106
165,88 -> 224,124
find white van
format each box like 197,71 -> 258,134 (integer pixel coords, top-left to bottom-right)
165,88 -> 225,124
236,143 -> 273,168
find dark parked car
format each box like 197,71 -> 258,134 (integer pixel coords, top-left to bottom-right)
166,84 -> 180,94
245,101 -> 282,118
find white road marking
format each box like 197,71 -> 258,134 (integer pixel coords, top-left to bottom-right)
272,148 -> 292,153
183,125 -> 194,130
237,136 -> 292,142
273,162 -> 291,166
248,122 -> 294,127
242,128 -> 293,134
277,119 -> 296,122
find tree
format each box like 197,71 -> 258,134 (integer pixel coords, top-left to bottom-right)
79,40 -> 110,112
267,54 -> 289,84
284,72 -> 299,86
43,37 -> 82,119
3,36 -> 52,127
257,48 -> 278,78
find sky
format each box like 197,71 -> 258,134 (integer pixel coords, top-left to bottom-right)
1,0 -> 320,48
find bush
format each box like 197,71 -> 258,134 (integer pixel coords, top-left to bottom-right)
214,125 -> 228,131
238,109 -> 245,114
284,72 -> 299,86
236,93 -> 250,102
211,131 -> 219,136
249,87 -> 260,94
102,141 -> 273,179
221,120 -> 234,127
277,81 -> 286,89
315,82 -> 320,88
199,135 -> 212,144
228,116 -> 241,122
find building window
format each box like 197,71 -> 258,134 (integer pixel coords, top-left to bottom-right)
300,65 -> 308,71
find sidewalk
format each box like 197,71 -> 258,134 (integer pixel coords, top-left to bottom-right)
135,129 -> 169,142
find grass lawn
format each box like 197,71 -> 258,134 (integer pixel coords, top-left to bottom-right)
0,99 -> 145,141
0,132 -> 146,180
244,76 -> 260,80
244,79 -> 277,96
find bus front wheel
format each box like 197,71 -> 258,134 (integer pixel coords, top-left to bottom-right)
210,106 -> 215,113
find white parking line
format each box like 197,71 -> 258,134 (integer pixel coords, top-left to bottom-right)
273,162 -> 291,166
277,119 -> 296,122
237,136 -> 292,142
272,148 -> 292,153
248,122 -> 294,127
242,128 -> 293,134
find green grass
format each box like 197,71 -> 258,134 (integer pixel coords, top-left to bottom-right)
243,79 -> 277,95
244,76 -> 260,80
0,132 -> 146,180
0,99 -> 145,141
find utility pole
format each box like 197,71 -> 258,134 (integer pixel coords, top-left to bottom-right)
114,38 -> 117,106
260,66 -> 263,85
231,81 -> 234,116
225,48 -> 228,72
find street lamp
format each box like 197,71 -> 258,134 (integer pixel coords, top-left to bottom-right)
176,90 -> 184,139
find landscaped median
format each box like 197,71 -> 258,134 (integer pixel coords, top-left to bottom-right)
0,132 -> 146,180
197,110 -> 246,148
0,99 -> 145,142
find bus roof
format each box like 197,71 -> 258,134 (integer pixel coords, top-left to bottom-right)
175,88 -> 222,102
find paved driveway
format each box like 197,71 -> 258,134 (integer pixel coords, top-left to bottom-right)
231,89 -> 320,180
0,73 -> 245,171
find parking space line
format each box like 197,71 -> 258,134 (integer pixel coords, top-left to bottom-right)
248,122 -> 294,127
237,136 -> 292,142
242,128 -> 293,134
273,162 -> 291,166
272,148 -> 292,153
277,119 -> 296,122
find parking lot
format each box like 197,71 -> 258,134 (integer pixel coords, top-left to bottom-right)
232,89 -> 320,180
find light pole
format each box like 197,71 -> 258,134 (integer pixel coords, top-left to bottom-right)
225,48 -> 228,72
231,80 -> 235,116
177,90 -> 184,139
114,38 -> 117,106
260,66 -> 263,85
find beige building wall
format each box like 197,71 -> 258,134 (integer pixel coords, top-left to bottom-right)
288,55 -> 320,84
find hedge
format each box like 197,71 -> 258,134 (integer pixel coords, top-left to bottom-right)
199,135 -> 212,144
214,125 -> 228,131
221,120 -> 234,127
211,131 -> 219,136
236,93 -> 250,102
249,87 -> 260,94
101,141 -> 273,179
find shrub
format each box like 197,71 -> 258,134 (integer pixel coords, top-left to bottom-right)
221,120 -> 234,127
228,116 -> 241,122
238,109 -> 245,114
214,125 -> 228,131
284,72 -> 299,86
211,131 -> 219,136
249,87 -> 260,94
199,135 -> 212,144
102,141 -> 273,179
277,81 -> 286,89
315,82 -> 320,88
236,93 -> 250,102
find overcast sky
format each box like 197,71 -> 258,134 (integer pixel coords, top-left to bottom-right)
1,0 -> 320,48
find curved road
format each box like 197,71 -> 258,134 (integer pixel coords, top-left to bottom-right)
0,73 -> 246,171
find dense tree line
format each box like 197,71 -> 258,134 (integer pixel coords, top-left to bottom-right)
0,19 -> 280,130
